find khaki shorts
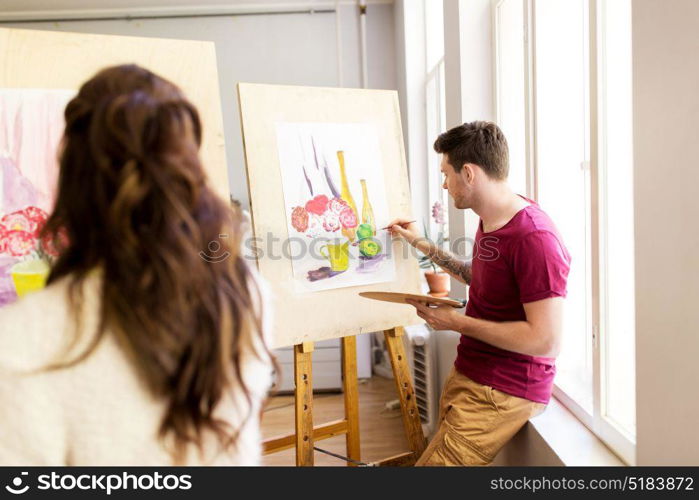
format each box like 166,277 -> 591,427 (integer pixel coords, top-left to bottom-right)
416,368 -> 547,466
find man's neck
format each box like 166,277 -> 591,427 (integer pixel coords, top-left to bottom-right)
472,184 -> 529,233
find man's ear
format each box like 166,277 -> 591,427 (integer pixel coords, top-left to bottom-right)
461,163 -> 476,184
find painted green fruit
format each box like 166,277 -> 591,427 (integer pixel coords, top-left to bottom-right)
356,223 -> 374,240
359,238 -> 381,257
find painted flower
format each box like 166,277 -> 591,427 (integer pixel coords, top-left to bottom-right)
305,194 -> 330,216
23,206 -> 49,225
1,206 -> 48,237
291,206 -> 309,233
5,230 -> 35,257
432,200 -> 445,225
1,211 -> 33,234
328,197 -> 349,215
40,227 -> 68,258
322,212 -> 341,232
306,213 -> 324,238
339,206 -> 358,229
0,225 -> 7,254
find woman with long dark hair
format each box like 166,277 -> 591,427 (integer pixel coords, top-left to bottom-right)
0,65 -> 274,465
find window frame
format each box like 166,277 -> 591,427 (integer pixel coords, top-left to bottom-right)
492,0 -> 636,465
424,0 -> 447,244
425,57 -> 447,239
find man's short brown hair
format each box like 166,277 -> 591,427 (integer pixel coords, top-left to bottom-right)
433,121 -> 509,180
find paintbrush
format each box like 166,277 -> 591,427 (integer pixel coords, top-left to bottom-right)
381,220 -> 416,230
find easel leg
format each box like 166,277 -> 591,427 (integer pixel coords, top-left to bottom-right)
341,335 -> 361,466
384,327 -> 427,459
294,341 -> 314,466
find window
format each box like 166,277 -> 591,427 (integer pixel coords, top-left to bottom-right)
597,0 -> 636,458
425,0 -> 448,241
535,0 -> 594,415
494,0 -> 527,195
493,0 -> 635,464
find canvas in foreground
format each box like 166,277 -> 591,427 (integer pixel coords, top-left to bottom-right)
0,89 -> 73,306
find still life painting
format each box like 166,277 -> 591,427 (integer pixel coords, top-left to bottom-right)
0,88 -> 74,307
276,122 -> 395,292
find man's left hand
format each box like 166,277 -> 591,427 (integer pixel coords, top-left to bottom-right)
406,299 -> 462,331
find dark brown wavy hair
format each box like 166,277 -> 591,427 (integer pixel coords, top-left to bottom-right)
41,64 -> 273,462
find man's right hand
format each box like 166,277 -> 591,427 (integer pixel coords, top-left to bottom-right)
388,217 -> 472,286
386,218 -> 421,246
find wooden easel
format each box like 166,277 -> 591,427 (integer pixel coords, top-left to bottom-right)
263,327 -> 427,466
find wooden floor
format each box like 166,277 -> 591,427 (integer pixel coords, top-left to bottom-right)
261,376 -> 411,466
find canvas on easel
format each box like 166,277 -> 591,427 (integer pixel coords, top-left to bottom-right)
0,27 -> 229,307
238,83 -> 426,466
0,89 -> 74,306
237,83 -> 423,349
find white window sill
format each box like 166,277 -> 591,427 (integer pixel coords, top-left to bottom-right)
526,397 -> 624,466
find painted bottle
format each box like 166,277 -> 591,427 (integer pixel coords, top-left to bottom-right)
360,179 -> 376,235
336,150 -> 358,241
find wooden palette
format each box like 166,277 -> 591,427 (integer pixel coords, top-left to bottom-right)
359,291 -> 465,308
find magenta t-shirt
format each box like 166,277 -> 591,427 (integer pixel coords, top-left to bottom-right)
454,198 -> 571,404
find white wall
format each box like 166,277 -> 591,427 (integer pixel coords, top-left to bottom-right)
1,1 -> 397,208
632,0 -> 699,466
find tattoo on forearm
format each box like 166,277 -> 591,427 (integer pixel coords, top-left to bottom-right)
429,248 -> 472,285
